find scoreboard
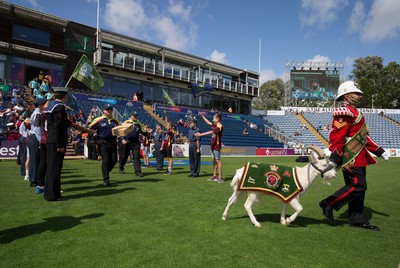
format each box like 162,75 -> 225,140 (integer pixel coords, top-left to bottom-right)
290,69 -> 340,100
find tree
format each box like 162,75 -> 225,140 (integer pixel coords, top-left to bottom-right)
352,56 -> 383,108
253,78 -> 285,110
352,56 -> 400,108
378,62 -> 400,109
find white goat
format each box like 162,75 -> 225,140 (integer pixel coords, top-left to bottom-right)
221,146 -> 337,227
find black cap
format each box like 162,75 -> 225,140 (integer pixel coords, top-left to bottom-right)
52,87 -> 69,94
190,117 -> 197,122
33,98 -> 47,105
103,104 -> 113,110
131,111 -> 138,116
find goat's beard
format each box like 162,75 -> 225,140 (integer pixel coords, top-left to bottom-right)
322,178 -> 332,186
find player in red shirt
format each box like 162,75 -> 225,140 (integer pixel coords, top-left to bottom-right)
160,112 -> 174,175
196,112 -> 223,183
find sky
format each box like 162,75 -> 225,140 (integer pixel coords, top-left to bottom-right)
6,0 -> 400,84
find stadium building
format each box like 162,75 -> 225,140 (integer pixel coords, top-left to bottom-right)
0,1 -> 258,114
1,1 -> 399,158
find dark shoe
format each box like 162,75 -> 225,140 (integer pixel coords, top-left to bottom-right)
30,182 -> 37,187
319,200 -> 337,225
135,172 -> 143,177
119,167 -> 124,174
103,180 -> 111,187
350,222 -> 380,231
188,174 -> 193,177
192,174 -> 199,178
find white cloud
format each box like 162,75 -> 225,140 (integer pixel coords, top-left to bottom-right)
259,69 -> 277,85
104,0 -> 147,37
300,0 -> 348,29
360,0 -> 400,42
167,0 -> 192,22
348,1 -> 366,33
103,0 -> 198,51
206,50 -> 229,64
305,55 -> 331,63
153,16 -> 197,51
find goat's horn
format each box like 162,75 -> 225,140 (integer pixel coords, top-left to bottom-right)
308,145 -> 325,159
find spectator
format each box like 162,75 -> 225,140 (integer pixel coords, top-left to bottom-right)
242,128 -> 249,135
86,111 -> 95,125
250,122 -> 258,130
40,78 -> 50,93
29,78 -> 38,94
13,100 -> 24,113
90,105 -> 100,117
38,70 -> 44,83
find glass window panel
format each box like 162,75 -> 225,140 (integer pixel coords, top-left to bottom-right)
13,24 -> 50,47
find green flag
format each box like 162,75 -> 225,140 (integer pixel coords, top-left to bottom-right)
71,54 -> 104,92
162,88 -> 175,106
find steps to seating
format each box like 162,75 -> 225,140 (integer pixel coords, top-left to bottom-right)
296,114 -> 329,147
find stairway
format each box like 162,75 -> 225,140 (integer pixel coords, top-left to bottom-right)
296,114 -> 329,147
65,143 -> 76,156
143,103 -> 167,127
383,115 -> 400,126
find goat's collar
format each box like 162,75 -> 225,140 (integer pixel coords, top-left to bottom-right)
310,162 -> 334,178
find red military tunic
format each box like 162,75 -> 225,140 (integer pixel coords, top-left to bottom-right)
329,104 -> 383,168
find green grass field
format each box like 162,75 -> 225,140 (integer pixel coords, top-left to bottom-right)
0,156 -> 399,267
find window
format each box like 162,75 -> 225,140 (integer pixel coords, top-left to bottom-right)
13,24 -> 50,47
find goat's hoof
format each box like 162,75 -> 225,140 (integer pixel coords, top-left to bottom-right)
280,220 -> 287,225
254,222 -> 261,228
221,216 -> 226,221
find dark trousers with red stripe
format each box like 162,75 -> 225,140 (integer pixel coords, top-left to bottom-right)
324,167 -> 367,224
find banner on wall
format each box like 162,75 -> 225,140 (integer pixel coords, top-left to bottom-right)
0,141 -> 19,158
153,104 -> 241,120
256,148 -> 295,156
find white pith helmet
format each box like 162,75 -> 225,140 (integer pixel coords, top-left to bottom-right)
336,81 -> 363,100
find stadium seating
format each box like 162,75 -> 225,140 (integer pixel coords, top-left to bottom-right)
364,113 -> 400,149
154,109 -> 284,148
68,91 -> 400,149
264,112 -> 325,148
302,112 -> 332,141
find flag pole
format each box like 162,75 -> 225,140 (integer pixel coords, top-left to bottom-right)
96,0 -> 100,49
65,75 -> 73,88
258,38 -> 261,74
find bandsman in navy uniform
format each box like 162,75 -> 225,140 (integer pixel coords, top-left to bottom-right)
89,104 -> 119,186
319,81 -> 389,231
28,98 -> 47,187
119,111 -> 149,177
187,117 -> 201,177
44,87 -> 69,201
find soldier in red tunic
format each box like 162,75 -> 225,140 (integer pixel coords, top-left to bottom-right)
319,81 -> 389,231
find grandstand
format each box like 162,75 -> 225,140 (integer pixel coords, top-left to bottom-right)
264,112 -> 325,148
68,90 -> 400,151
364,113 -> 400,149
152,107 -> 283,148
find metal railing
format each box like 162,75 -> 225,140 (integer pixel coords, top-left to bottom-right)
93,49 -> 258,97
